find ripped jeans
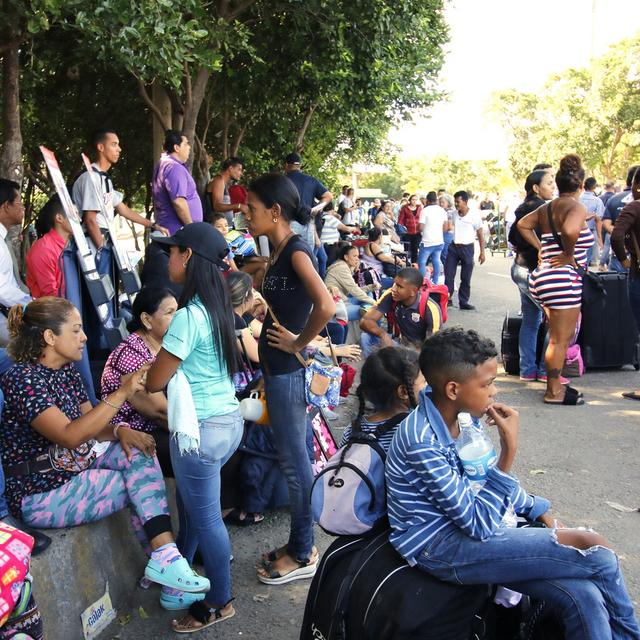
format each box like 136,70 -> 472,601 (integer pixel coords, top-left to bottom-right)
416,526 -> 640,640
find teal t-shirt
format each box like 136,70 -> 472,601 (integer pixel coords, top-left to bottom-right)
162,299 -> 238,420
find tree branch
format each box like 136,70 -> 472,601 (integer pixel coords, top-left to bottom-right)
295,103 -> 317,151
184,61 -> 193,108
231,121 -> 248,156
227,0 -> 257,21
137,78 -> 168,128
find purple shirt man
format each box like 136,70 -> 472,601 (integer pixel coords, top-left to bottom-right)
152,133 -> 203,234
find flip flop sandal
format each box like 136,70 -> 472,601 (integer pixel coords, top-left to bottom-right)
172,600 -> 235,634
622,391 -> 640,401
145,557 -> 210,593
224,509 -> 264,526
543,385 -> 584,406
257,558 -> 317,585
160,590 -> 205,611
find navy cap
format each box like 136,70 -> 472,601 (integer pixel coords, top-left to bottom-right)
285,152 -> 301,165
152,222 -> 229,269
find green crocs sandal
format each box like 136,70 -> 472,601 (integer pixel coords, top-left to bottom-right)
145,557 -> 210,593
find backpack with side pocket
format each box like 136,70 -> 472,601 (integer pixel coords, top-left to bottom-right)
310,413 -> 407,536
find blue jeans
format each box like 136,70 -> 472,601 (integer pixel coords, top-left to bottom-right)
600,233 -> 611,267
324,321 -> 347,344
171,410 -> 243,606
511,263 -> 545,378
628,272 -> 640,332
264,368 -> 314,559
418,243 -> 444,282
360,332 -> 399,358
416,526 -> 640,640
610,254 -> 628,274
586,227 -> 597,265
346,294 -> 371,322
441,231 -> 454,266
314,244 -> 327,279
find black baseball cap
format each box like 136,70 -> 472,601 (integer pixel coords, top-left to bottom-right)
152,222 -> 230,269
285,152 -> 301,165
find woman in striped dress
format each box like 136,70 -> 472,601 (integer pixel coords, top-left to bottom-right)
518,155 -> 592,406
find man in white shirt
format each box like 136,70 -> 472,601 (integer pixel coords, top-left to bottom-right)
418,191 -> 450,283
0,179 -> 32,345
444,190 -> 485,310
72,128 -> 169,273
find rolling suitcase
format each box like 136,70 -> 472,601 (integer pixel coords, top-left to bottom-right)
501,312 -> 548,376
578,272 -> 640,369
501,312 -> 521,375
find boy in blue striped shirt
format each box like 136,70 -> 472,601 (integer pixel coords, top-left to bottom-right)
386,328 -> 639,639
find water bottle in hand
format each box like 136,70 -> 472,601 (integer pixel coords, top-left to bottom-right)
456,412 -> 497,494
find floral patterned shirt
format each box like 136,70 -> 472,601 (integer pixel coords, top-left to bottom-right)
100,333 -> 157,433
0,363 -> 89,517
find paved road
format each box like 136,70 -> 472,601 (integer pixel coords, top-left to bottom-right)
118,253 -> 640,638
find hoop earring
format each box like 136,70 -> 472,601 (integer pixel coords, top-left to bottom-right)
272,216 -> 278,223
182,262 -> 188,268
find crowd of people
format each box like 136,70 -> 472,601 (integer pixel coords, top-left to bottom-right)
0,129 -> 638,638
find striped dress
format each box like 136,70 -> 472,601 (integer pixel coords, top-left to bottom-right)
528,227 -> 594,309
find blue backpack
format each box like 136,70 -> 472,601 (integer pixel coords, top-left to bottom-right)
311,413 -> 407,536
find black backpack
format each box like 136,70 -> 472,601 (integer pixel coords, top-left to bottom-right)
300,528 -> 566,640
300,529 -> 489,640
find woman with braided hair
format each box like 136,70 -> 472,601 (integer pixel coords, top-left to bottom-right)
340,346 -> 425,452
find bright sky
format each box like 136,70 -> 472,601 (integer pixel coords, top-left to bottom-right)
389,0 -> 640,161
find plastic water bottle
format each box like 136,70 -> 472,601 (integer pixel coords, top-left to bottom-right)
456,412 -> 497,494
456,412 -> 517,528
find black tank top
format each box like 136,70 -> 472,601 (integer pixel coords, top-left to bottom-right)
260,235 -> 317,374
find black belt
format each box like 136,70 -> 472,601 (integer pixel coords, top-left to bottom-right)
3,454 -> 53,478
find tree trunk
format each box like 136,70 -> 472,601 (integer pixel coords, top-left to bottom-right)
0,38 -> 23,183
295,103 -> 317,152
182,67 -> 210,157
151,83 -> 172,163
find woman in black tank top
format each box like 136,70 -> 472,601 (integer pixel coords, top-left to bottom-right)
245,174 -> 335,585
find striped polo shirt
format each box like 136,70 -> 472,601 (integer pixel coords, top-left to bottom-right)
320,214 -> 341,244
385,390 -> 550,565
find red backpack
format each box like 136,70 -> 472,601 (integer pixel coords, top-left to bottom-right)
386,281 -> 448,338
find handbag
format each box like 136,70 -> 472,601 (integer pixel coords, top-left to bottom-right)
266,303 -> 343,408
545,203 -> 606,306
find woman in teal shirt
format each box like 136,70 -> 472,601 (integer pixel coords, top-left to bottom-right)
147,222 -> 240,632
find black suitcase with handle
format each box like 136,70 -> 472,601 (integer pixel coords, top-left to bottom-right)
578,271 -> 640,369
501,312 -> 522,375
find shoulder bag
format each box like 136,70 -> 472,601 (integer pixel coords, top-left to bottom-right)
545,203 -> 606,306
266,303 -> 342,409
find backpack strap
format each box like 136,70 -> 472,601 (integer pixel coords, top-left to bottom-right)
374,412 -> 409,437
417,289 -> 429,321
427,298 -> 442,333
545,202 -> 564,251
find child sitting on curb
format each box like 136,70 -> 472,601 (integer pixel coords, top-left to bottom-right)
386,327 -> 640,639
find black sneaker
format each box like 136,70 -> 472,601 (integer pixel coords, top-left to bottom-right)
459,303 -> 476,310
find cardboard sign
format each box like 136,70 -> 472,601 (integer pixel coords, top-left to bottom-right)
80,583 -> 116,640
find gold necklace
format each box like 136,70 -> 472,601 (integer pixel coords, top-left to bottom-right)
268,231 -> 295,267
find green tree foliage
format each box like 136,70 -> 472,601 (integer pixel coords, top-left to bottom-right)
490,35 -> 640,182
360,155 -> 516,197
1,0 -> 449,198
